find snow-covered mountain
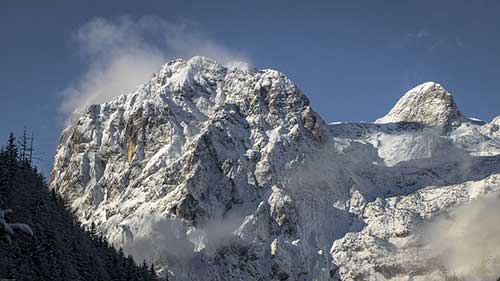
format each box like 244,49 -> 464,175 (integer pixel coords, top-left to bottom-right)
50,57 -> 500,281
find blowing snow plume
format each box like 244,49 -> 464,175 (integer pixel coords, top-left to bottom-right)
60,16 -> 250,118
423,194 -> 500,281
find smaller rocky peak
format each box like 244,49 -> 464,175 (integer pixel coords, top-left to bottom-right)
375,82 -> 465,128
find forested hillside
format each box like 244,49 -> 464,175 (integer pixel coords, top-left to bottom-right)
0,132 -> 163,281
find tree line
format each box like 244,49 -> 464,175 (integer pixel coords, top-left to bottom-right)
0,131 -> 165,281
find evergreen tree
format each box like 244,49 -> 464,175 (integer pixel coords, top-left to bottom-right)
149,263 -> 160,281
18,128 -> 28,165
5,132 -> 18,187
6,132 -> 17,161
0,132 -> 166,281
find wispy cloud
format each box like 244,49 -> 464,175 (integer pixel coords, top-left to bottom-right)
392,29 -> 466,90
428,38 -> 446,52
391,29 -> 431,49
454,36 -> 465,48
60,16 -> 250,117
392,29 -> 465,53
415,30 -> 430,39
423,195 -> 500,280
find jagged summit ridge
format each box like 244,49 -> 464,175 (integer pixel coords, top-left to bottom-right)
375,81 -> 466,128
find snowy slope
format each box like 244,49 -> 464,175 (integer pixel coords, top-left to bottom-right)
51,57 -> 500,281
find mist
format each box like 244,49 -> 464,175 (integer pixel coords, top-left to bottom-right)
60,16 -> 250,117
121,211 -> 250,273
423,194 -> 500,281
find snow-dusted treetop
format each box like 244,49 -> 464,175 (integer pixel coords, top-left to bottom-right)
375,81 -> 466,128
0,209 -> 33,245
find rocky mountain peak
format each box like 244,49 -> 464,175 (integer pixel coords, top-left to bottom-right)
50,60 -> 500,281
375,81 -> 465,128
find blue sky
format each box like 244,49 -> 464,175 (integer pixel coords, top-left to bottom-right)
1,0 -> 500,174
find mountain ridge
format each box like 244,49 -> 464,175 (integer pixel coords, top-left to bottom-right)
50,56 -> 500,281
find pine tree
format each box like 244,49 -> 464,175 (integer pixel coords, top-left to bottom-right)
89,221 -> 97,241
140,259 -> 150,280
6,132 -> 17,161
28,131 -> 34,166
6,133 -> 18,184
149,263 -> 159,281
0,147 -> 8,208
18,127 -> 28,165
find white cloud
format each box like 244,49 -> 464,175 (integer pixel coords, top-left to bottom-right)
423,195 -> 500,281
60,16 -> 250,117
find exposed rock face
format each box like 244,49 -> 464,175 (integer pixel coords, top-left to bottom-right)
51,57 -> 500,281
375,82 -> 466,129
